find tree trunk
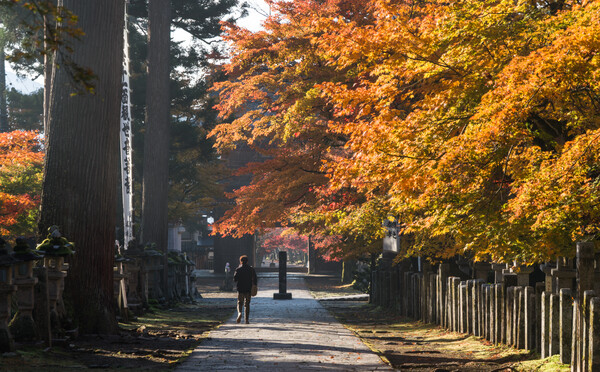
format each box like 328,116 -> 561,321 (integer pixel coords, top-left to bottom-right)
142,0 -> 171,297
0,46 -> 8,133
39,0 -> 124,333
43,0 -> 58,135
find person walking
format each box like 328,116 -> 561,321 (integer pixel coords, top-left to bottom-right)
234,255 -> 257,324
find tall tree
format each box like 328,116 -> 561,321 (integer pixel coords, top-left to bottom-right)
39,0 -> 124,333
141,0 -> 171,295
126,0 -> 239,241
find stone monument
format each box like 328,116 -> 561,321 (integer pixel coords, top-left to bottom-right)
274,251 -> 292,300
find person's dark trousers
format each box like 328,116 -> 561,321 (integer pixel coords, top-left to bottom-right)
237,292 -> 251,323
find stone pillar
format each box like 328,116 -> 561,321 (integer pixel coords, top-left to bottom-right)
44,256 -> 67,335
438,264 -> 449,327
574,242 -> 596,369
421,271 -> 428,321
494,283 -> 503,344
491,263 -> 506,284
371,270 -> 378,305
429,273 -> 436,323
396,266 -> 403,314
552,257 -> 576,293
383,270 -> 391,308
577,242 -> 595,301
549,293 -> 560,355
560,288 -> 573,364
273,251 -> 292,299
379,269 -> 385,308
124,259 -> 143,314
32,267 -> 51,347
446,277 -> 454,331
514,266 -> 534,287
497,283 -> 506,344
0,269 -> 16,352
583,290 -> 596,368
524,286 -> 535,351
515,287 -> 525,349
460,282 -> 468,333
484,285 -> 490,340
471,280 -> 482,336
391,268 -> 399,313
541,262 -> 556,294
490,284 -> 496,343
541,291 -> 551,358
507,286 -> 515,346
504,274 -> 517,345
472,262 -> 491,281
404,271 -> 412,317
452,277 -> 460,331
572,299 -> 581,371
478,281 -> 485,337
466,280 -> 474,334
535,282 -> 545,353
10,263 -> 39,341
589,297 -> 600,371
413,273 -> 420,319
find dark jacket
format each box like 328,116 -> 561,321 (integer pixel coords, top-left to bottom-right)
234,263 -> 257,293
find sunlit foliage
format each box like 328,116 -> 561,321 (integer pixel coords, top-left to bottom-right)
212,0 -> 600,264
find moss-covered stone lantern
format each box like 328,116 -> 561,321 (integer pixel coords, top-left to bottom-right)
0,238 -> 20,351
9,237 -> 43,342
36,226 -> 74,330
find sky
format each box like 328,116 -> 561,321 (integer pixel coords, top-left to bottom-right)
237,0 -> 270,32
6,69 -> 42,94
6,0 -> 269,94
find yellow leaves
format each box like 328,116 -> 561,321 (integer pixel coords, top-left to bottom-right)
210,0 -> 600,262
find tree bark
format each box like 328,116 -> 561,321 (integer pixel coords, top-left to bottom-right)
39,0 -> 124,333
142,0 -> 171,296
0,46 -> 8,133
43,0 -> 58,135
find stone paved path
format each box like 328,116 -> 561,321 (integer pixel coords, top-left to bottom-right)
177,274 -> 394,371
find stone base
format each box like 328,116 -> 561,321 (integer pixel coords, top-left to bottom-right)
0,328 -> 14,352
9,313 -> 38,342
273,292 -> 292,300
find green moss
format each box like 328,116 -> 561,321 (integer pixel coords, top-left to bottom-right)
513,355 -> 570,371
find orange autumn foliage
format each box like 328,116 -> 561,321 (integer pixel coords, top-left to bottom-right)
213,0 -> 600,263
0,130 -> 43,238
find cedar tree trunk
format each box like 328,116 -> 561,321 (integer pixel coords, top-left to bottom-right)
141,0 -> 171,297
39,0 -> 125,333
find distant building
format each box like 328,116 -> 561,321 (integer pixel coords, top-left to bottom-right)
168,223 -> 214,270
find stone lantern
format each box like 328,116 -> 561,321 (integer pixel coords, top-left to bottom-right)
0,238 -> 20,351
123,240 -> 144,314
36,226 -> 74,332
144,243 -> 164,301
184,253 -> 195,298
9,237 -> 43,341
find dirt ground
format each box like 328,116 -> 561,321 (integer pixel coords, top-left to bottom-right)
304,275 -> 569,372
0,276 -> 236,372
